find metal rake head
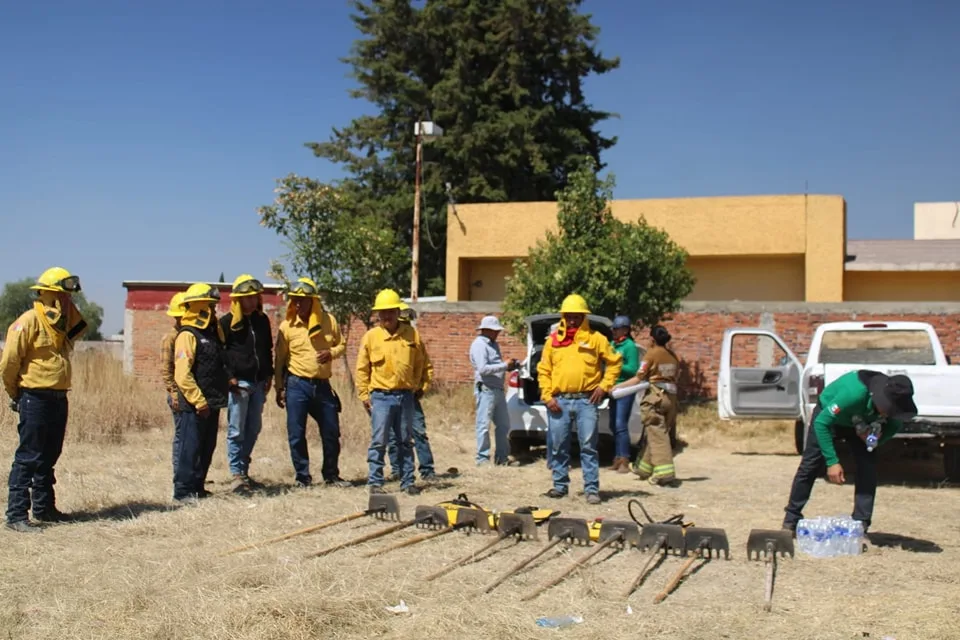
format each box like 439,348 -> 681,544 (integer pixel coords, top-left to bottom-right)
746,528 -> 795,560
639,523 -> 686,556
547,517 -> 592,546
367,494 -> 401,521
498,513 -> 538,540
597,520 -> 642,550
682,527 -> 731,559
454,507 -> 493,533
414,505 -> 452,530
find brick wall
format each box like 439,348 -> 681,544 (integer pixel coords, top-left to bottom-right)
125,298 -> 960,399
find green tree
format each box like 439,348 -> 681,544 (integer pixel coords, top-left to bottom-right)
501,160 -> 696,336
306,0 -> 620,296
0,278 -> 104,341
259,174 -> 404,342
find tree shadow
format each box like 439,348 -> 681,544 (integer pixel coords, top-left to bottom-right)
677,359 -> 709,402
730,451 -> 799,458
867,532 -> 943,554
67,501 -> 174,523
597,488 -> 653,500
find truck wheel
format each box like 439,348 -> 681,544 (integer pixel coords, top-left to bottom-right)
794,419 -> 805,455
944,445 -> 960,483
509,436 -> 531,459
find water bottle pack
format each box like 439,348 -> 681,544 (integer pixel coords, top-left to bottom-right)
796,515 -> 864,558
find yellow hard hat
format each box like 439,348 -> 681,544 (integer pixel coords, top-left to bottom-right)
559,294 -> 590,314
371,288 -> 403,311
285,277 -> 320,298
182,282 -> 221,305
166,292 -> 186,317
231,274 -> 264,297
30,267 -> 81,293
399,303 -> 416,322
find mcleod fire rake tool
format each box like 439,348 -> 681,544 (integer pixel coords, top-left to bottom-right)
746,528 -> 794,612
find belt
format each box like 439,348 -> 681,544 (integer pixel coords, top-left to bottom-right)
476,382 -> 504,392
20,388 -> 68,399
291,375 -> 330,386
372,388 -> 413,396
555,391 -> 592,399
653,382 -> 678,394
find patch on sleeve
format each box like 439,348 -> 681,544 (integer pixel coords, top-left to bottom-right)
176,350 -> 189,360
13,323 -> 22,332
638,361 -> 649,373
829,403 -> 841,415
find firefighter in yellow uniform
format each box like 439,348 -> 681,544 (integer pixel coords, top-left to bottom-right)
614,325 -> 680,486
161,292 -> 185,472
172,283 -> 229,504
1,267 -> 88,532
537,294 -> 622,505
355,289 -> 426,495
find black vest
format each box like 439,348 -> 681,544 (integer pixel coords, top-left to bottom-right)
177,325 -> 229,411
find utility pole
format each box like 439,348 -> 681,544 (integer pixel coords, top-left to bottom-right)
410,121 -> 443,302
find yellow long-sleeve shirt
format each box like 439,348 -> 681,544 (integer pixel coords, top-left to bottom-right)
419,344 -> 433,395
1,309 -> 73,398
355,323 -> 425,402
274,311 -> 345,391
160,328 -> 178,397
536,327 -> 622,403
174,331 -> 207,410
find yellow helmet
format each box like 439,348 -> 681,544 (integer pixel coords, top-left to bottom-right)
372,288 -> 403,311
231,274 -> 264,297
559,294 -> 590,314
182,282 -> 221,305
166,292 -> 186,317
398,302 -> 416,323
30,267 -> 81,293
285,277 -> 320,298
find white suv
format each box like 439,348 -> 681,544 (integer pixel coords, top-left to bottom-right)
505,313 -> 648,460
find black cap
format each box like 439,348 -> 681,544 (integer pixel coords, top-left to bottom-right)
868,374 -> 918,420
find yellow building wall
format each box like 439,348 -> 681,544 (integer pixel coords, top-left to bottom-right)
446,194 -> 845,302
844,271 -> 960,301
686,256 -> 806,301
461,258 -> 520,301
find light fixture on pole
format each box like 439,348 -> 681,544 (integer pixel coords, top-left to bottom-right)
411,120 -> 443,302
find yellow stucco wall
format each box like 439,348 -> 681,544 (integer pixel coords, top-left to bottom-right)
446,194 -> 846,302
844,271 -> 960,301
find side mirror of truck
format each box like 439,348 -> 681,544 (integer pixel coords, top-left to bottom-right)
947,355 -> 952,365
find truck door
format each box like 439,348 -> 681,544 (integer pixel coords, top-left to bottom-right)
718,329 -> 803,420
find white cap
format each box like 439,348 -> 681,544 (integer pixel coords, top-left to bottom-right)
478,315 -> 505,331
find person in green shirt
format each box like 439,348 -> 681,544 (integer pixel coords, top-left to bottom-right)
608,315 -> 640,472
783,370 -> 917,534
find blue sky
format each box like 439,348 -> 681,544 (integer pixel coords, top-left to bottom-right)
2,1 -> 958,333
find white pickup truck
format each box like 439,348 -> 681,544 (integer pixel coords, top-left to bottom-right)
718,321 -> 960,479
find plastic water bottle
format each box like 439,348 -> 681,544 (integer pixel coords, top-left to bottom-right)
535,615 -> 583,629
865,433 -> 879,452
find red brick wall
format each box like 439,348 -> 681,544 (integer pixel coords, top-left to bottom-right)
125,296 -> 960,399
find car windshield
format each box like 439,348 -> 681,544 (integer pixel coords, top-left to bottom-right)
818,330 -> 937,365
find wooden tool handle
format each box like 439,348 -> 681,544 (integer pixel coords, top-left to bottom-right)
621,537 -> 666,598
653,553 -> 699,604
763,555 -> 775,612
309,519 -> 415,558
520,535 -> 619,602
481,536 -> 563,594
425,533 -> 507,582
363,525 -> 452,558
224,511 -> 365,556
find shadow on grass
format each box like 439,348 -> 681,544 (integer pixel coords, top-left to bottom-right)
867,532 -> 943,554
731,451 -> 799,458
69,501 -> 174,522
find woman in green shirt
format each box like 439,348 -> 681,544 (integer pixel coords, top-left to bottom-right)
609,315 -> 639,472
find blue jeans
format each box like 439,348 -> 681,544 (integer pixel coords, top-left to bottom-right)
285,376 -> 341,485
608,394 -> 635,459
6,390 -> 68,522
474,385 -> 509,464
173,407 -> 220,500
368,390 -> 415,489
547,397 -> 600,495
388,398 -> 435,478
167,394 -> 179,474
226,380 -> 266,476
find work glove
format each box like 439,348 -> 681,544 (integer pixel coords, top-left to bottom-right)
506,359 -> 520,372
7,398 -> 18,413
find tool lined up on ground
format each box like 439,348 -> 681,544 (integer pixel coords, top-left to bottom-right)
423,509 -> 543,582
222,494 -> 401,556
521,519 -> 642,601
308,503 -> 450,559
746,528 -> 795,611
621,523 -> 686,598
362,504 -> 491,558
653,526 -> 730,604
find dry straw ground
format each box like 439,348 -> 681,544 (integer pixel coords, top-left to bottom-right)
1,353 -> 959,640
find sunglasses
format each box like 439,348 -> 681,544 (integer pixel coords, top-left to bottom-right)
233,278 -> 264,295
286,281 -> 319,297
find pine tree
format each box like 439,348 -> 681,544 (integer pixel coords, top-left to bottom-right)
307,0 -> 620,296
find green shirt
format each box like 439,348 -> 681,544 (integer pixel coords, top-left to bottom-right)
612,337 -> 639,384
814,370 -> 903,466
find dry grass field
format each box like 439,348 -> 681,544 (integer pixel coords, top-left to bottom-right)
1,353 -> 958,640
